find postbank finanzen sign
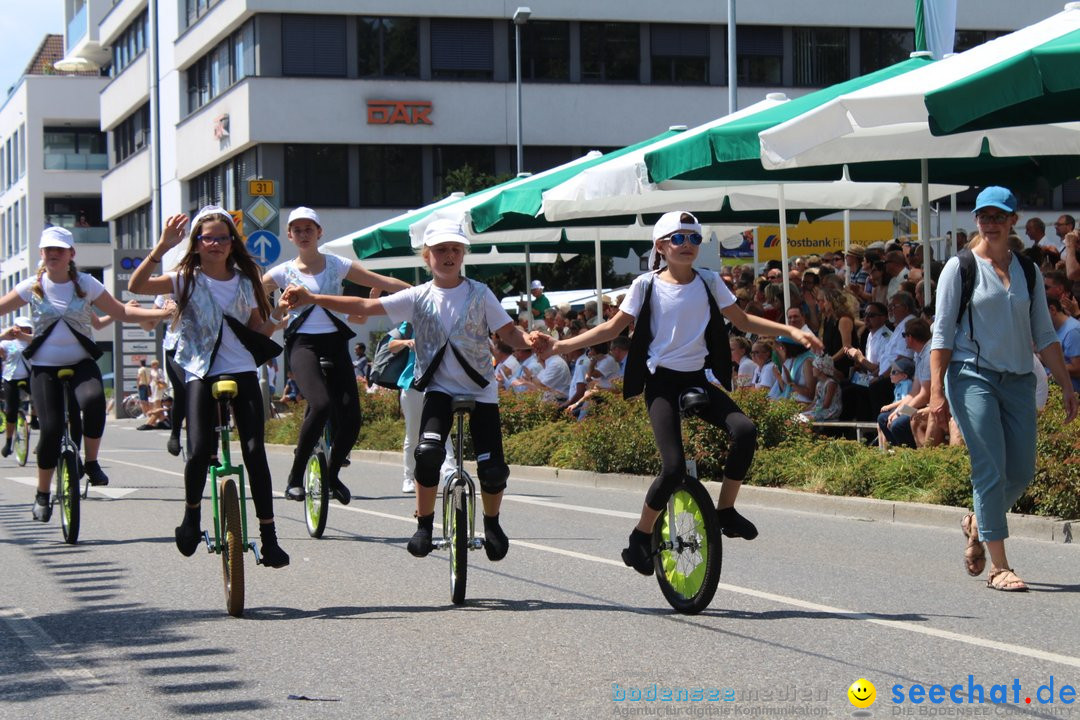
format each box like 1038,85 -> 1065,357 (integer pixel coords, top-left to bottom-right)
367,100 -> 433,125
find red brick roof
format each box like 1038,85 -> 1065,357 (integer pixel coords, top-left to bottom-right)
24,35 -> 101,77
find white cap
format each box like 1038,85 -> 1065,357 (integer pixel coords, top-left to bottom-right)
422,218 -> 470,247
13,317 -> 32,329
866,241 -> 886,251
288,206 -> 321,227
39,226 -> 74,250
652,210 -> 701,241
191,205 -> 238,233
530,279 -> 544,290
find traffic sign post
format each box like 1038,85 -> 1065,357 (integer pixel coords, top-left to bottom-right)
112,249 -> 159,419
246,229 -> 281,267
241,177 -> 280,241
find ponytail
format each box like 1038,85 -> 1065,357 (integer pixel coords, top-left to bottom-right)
68,261 -> 86,298
31,264 -> 46,299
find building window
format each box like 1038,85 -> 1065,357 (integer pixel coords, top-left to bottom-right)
17,123 -> 25,179
511,20 -> 570,82
650,24 -> 709,85
113,104 -> 150,165
953,30 -> 1007,54
189,148 -> 257,212
793,27 -> 849,86
114,203 -> 152,249
860,29 -> 913,75
431,19 -> 494,80
358,17 -> 419,78
185,0 -> 222,29
186,20 -> 255,115
581,22 -> 640,83
282,15 -> 347,78
737,26 -> 782,85
284,145 -> 348,207
112,10 -> 147,77
434,145 -> 497,198
358,146 -> 422,207
43,127 -> 107,171
46,198 -> 108,243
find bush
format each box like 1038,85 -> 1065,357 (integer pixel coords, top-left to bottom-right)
357,417 -> 406,452
359,386 -> 402,424
505,422 -> 577,466
1023,385 -> 1080,519
497,389 -> 569,436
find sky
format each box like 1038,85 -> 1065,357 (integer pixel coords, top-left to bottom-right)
0,0 -> 65,96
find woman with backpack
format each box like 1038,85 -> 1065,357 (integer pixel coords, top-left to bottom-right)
930,186 -> 1077,592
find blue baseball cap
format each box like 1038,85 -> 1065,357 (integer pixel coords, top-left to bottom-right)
972,186 -> 1017,214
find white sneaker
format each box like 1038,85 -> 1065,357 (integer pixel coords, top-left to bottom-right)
401,477 -> 415,493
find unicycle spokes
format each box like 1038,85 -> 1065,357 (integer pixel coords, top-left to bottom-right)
651,479 -> 722,615
305,451 -> 329,538
57,450 -> 80,545
220,476 -> 245,618
14,412 -> 29,467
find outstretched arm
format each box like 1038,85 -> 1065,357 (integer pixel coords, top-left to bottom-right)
282,284 -> 387,317
345,261 -> 411,294
549,312 -> 633,355
722,303 -> 823,354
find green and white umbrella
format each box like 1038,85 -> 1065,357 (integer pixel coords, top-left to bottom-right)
925,9 -> 1080,134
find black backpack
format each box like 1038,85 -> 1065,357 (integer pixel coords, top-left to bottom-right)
953,248 -> 1037,329
368,323 -> 411,390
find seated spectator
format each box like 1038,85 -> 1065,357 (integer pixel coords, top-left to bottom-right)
876,356 -> 917,448
513,343 -> 570,402
800,355 -> 842,422
561,347 -> 589,413
493,341 -> 520,390
750,340 -> 779,394
1048,297 -> 1080,392
507,347 -> 541,392
280,371 -> 301,405
608,335 -> 630,377
730,336 -> 756,388
776,336 -> 816,407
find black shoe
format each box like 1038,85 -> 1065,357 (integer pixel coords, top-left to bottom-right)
341,456 -> 351,467
717,506 -> 758,540
483,515 -> 509,561
621,529 -> 654,576
166,436 -> 181,457
1,440 -> 11,458
137,423 -> 154,431
174,523 -> 201,557
407,515 -> 434,557
30,417 -> 39,430
284,478 -> 305,502
32,497 -> 52,523
84,461 -> 109,487
330,478 -> 351,505
260,542 -> 290,568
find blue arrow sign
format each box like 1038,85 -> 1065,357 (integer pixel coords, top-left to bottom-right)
247,230 -> 280,267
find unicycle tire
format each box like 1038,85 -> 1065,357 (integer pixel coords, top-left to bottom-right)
14,412 -> 28,467
57,450 -> 80,545
304,451 -> 329,538
220,477 -> 245,618
446,485 -> 469,605
651,479 -> 721,615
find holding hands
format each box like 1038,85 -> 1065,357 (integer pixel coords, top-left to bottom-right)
527,330 -> 552,353
281,284 -> 314,309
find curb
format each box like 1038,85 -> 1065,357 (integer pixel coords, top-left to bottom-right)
335,448 -> 1074,545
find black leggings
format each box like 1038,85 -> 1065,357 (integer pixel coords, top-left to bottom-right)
643,367 -> 757,511
165,348 -> 186,439
2,378 -> 28,425
31,359 -> 105,470
184,371 -> 275,521
414,391 -> 509,493
286,333 -> 361,482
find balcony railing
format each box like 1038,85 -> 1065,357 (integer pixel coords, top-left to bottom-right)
70,227 -> 110,244
67,3 -> 89,52
44,153 -> 108,171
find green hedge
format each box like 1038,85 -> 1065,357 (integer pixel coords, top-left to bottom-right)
266,381 -> 1080,519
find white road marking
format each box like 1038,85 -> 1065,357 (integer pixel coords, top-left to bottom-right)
0,607 -> 104,691
503,494 -> 638,519
95,457 -> 1080,671
4,476 -> 137,498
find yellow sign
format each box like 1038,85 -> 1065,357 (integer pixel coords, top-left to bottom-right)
229,210 -> 244,237
755,220 -> 917,261
248,179 -> 275,197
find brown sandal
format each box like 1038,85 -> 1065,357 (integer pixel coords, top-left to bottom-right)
986,568 -> 1028,592
961,513 -> 985,577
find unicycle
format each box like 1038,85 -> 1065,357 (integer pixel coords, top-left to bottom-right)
14,381 -> 30,467
432,396 -> 484,605
303,360 -> 334,538
650,388 -> 722,615
54,369 -> 82,544
202,376 -> 261,618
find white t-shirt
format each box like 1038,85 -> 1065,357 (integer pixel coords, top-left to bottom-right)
619,270 -> 736,373
752,362 -> 778,392
495,354 -> 520,390
170,272 -> 257,381
266,254 -> 351,335
536,354 -> 571,402
568,355 -> 589,398
16,274 -> 106,367
736,356 -> 757,388
381,280 -> 512,405
590,354 -> 620,390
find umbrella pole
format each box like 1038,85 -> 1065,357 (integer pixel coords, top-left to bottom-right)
843,209 -> 851,258
920,158 -> 931,307
950,192 -> 958,258
525,244 -> 533,327
595,234 -> 603,326
779,184 -> 791,318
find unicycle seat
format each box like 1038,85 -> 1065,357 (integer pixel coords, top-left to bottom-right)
57,369 -> 75,381
451,396 -> 475,414
212,377 -> 238,400
319,359 -> 333,374
678,388 -> 710,418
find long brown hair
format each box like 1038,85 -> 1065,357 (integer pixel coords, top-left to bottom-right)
174,212 -> 272,321
32,259 -> 85,299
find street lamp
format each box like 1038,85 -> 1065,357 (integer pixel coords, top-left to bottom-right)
513,6 -> 531,176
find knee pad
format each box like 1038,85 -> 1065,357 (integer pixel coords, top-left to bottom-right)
413,438 -> 447,487
476,456 -> 509,494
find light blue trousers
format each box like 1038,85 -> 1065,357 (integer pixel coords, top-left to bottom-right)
945,362 -> 1037,542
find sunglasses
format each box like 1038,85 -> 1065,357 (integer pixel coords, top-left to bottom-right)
199,234 -> 232,245
666,232 -> 702,246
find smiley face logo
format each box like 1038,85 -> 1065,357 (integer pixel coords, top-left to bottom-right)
848,678 -> 876,708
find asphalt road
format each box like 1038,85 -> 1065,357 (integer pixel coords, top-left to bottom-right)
2,418 -> 1079,719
